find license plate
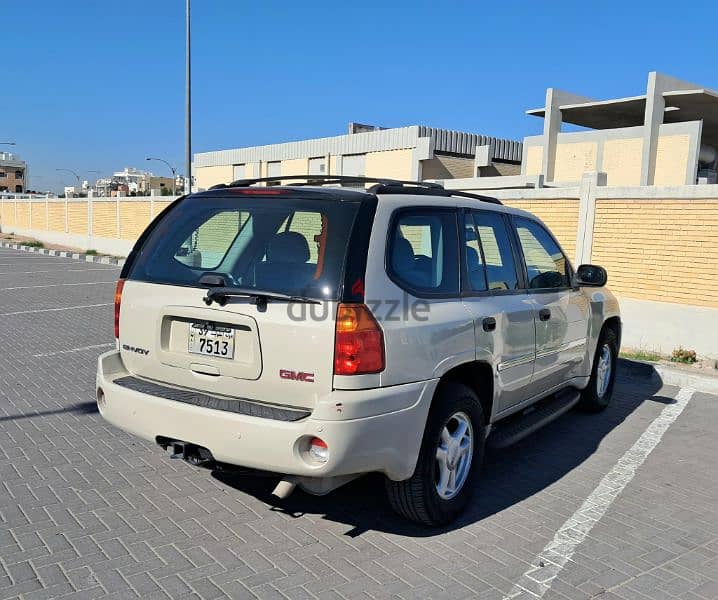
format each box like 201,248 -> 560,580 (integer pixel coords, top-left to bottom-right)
188,323 -> 235,359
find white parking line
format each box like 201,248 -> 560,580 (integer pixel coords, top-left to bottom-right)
33,343 -> 114,358
0,261 -> 81,267
0,303 -> 112,316
0,268 -> 120,275
1,281 -> 116,291
504,387 -> 696,599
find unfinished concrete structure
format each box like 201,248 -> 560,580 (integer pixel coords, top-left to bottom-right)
522,72 -> 718,186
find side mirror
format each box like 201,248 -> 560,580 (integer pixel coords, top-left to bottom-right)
575,264 -> 607,287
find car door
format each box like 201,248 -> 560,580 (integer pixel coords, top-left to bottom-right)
460,209 -> 536,414
511,216 -> 590,394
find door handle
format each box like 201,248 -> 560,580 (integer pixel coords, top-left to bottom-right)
539,308 -> 551,321
482,317 -> 497,332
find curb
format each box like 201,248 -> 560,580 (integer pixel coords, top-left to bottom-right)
0,241 -> 125,267
619,358 -> 718,395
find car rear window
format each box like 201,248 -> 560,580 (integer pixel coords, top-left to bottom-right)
126,194 -> 362,300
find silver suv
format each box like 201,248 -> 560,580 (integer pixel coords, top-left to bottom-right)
97,176 -> 621,525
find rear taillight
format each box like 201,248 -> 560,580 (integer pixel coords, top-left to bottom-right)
333,303 -> 385,376
114,279 -> 125,339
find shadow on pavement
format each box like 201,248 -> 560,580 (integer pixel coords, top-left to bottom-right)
211,372 -> 669,537
0,401 -> 98,423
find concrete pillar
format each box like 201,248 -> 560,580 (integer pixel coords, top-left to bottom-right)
116,197 -> 121,238
640,72 -> 703,186
541,89 -> 562,183
540,88 -> 595,183
575,171 -> 607,265
88,196 -> 93,237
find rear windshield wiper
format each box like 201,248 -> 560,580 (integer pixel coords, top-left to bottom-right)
203,286 -> 321,308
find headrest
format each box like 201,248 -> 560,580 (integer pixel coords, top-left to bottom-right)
391,235 -> 415,271
267,231 -> 310,263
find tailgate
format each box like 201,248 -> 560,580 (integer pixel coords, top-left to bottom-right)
119,280 -> 337,410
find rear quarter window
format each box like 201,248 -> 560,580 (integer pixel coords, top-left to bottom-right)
387,209 -> 459,297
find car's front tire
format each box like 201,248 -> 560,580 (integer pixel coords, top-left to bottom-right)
385,382 -> 486,526
578,327 -> 618,412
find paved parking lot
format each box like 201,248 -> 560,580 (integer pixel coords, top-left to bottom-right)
1,246 -> 717,600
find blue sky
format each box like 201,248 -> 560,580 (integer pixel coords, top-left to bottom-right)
4,1 -> 717,192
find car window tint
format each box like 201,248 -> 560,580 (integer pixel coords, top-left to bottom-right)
515,217 -> 570,289
463,214 -> 487,291
471,211 -> 519,291
389,210 -> 459,295
174,210 -> 250,269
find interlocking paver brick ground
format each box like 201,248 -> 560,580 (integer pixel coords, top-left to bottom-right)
0,247 -> 717,599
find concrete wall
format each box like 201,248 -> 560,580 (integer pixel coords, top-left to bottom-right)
364,149 -> 414,181
0,196 -> 176,256
522,121 -> 701,186
523,145 -> 544,176
194,165 -> 233,190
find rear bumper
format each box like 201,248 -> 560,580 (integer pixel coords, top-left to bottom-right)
96,351 -> 437,481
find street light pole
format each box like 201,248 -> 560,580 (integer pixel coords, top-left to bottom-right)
56,168 -> 82,195
145,157 -> 177,196
185,0 -> 192,194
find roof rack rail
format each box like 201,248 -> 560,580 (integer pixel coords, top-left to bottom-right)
209,174 -> 501,205
369,184 -> 502,205
224,174 -> 444,189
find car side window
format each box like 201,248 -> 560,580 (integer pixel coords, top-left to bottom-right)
470,211 -> 520,291
388,209 -> 459,296
514,217 -> 570,289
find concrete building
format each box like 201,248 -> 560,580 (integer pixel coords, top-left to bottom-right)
193,124 -> 522,190
522,72 -> 718,186
0,152 -> 27,193
93,169 -> 179,197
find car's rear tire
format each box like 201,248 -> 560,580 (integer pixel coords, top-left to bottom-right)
578,327 -> 618,412
385,382 -> 486,526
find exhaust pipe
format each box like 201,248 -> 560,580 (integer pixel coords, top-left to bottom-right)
271,478 -> 297,500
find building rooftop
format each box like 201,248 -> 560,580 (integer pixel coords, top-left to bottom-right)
194,125 -> 523,168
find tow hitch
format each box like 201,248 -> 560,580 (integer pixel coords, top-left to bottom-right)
157,437 -> 215,468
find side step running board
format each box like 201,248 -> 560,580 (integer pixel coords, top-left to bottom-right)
488,388 -> 581,449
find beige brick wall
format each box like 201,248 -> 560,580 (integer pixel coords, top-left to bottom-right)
602,138 -> 643,186
654,134 -> 690,186
501,199 -> 580,258
120,202 -> 152,240
67,202 -> 88,235
365,149 -> 414,181
30,203 -> 46,230
553,142 -> 597,182
92,202 -> 117,238
1,201 -> 14,226
16,203 -> 30,228
47,203 -> 65,232
524,146 -> 543,176
194,165 -> 234,190
592,199 -> 718,307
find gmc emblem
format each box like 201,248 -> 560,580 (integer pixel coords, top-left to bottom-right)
279,369 -> 315,383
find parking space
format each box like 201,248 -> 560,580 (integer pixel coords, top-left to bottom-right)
1,247 -> 717,600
